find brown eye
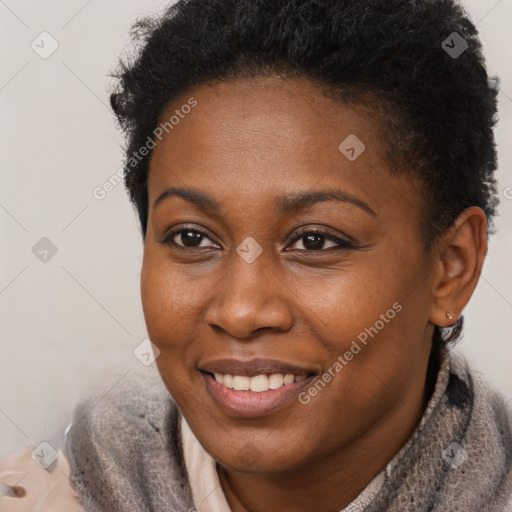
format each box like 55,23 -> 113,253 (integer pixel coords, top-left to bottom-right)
287,229 -> 355,252
158,226 -> 220,249
175,230 -> 208,247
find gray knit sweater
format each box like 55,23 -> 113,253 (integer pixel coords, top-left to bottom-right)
64,348 -> 512,511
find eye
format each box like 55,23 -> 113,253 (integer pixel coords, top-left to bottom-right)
286,229 -> 355,251
157,226 -> 221,249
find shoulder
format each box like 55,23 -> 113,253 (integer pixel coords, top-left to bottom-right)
63,369 -> 193,510
449,349 -> 512,504
449,348 -> 512,426
0,443 -> 83,511
64,368 -> 178,453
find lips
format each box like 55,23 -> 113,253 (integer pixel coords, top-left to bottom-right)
200,358 -> 317,377
199,358 -> 318,418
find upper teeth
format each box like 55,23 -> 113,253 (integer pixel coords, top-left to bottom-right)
213,373 -> 307,392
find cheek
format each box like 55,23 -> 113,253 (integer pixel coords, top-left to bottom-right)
140,254 -> 202,403
140,259 -> 170,338
140,252 -> 195,348
140,248 -> 223,374
291,262 -> 404,343
295,255 -> 430,404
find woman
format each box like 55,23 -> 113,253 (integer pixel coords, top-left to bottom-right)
1,0 -> 511,510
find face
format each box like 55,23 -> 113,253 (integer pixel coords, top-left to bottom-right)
141,76 -> 436,474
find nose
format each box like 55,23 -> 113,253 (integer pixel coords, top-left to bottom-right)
204,247 -> 294,340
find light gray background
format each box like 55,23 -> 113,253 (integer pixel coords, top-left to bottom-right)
1,0 -> 511,457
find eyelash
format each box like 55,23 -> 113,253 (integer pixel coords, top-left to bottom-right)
158,226 -> 217,248
157,225 -> 356,252
289,228 -> 355,251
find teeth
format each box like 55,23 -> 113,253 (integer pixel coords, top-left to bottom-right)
250,374 -> 269,392
223,374 -> 234,389
268,373 -> 284,389
283,374 -> 294,385
233,376 -> 250,391
213,372 -> 308,392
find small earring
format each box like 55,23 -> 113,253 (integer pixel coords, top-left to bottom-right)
446,312 -> 453,321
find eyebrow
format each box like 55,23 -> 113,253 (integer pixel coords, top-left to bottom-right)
153,186 -> 377,216
275,189 -> 376,216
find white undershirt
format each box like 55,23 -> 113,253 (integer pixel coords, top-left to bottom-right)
180,416 -> 396,512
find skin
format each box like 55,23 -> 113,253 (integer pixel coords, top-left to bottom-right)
141,76 -> 487,512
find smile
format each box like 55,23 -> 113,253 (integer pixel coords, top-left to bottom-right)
212,372 -> 308,392
199,358 -> 318,418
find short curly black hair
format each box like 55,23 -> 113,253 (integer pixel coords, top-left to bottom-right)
110,0 -> 500,347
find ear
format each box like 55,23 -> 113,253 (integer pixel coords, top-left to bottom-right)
429,207 -> 488,327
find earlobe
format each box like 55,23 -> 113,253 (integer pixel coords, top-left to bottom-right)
429,207 -> 487,327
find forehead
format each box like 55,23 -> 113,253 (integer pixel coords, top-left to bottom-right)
147,76 -> 421,219
154,76 -> 379,155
